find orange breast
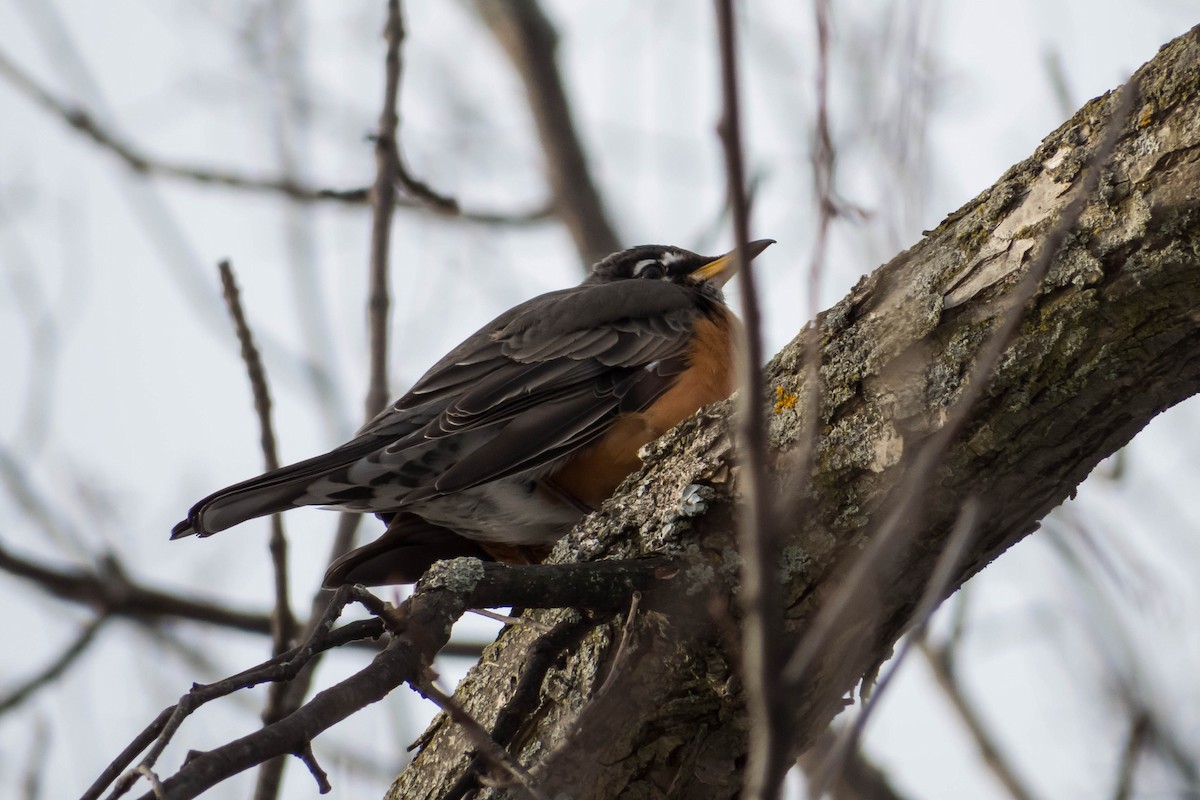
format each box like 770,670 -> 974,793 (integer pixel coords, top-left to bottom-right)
550,308 -> 738,508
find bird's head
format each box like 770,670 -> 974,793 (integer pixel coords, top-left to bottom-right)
584,240 -> 775,299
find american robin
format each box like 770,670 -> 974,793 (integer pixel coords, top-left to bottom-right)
172,239 -> 774,586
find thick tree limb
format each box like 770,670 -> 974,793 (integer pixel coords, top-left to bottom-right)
388,25 -> 1200,799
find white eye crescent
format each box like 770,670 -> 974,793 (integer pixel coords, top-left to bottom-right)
633,259 -> 665,279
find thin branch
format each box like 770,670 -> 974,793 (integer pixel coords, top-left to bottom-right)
795,0 -> 835,473
294,744 -> 332,795
20,718 -> 50,800
810,499 -> 981,798
126,557 -> 661,800
595,591 -> 641,698
95,587 -> 384,800
217,261 -> 296,655
442,613 -> 598,800
365,0 -> 404,419
87,558 -> 668,799
1041,48 -> 1076,120
473,0 -> 621,268
250,3 -> 407,794
0,614 -> 108,714
419,673 -> 549,800
0,45 -> 362,201
714,1 -> 786,798
0,45 -> 548,224
807,0 -> 836,318
386,7 -> 457,213
0,445 -> 81,550
797,728 -> 913,800
920,639 -> 1039,800
218,259 -> 298,800
1111,711 -> 1149,800
81,619 -> 383,800
0,542 -> 273,634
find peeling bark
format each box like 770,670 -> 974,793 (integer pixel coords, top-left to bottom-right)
388,26 -> 1200,800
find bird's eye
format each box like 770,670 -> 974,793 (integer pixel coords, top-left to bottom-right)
633,259 -> 665,280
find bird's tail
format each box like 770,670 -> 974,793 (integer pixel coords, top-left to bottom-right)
171,437 -> 386,539
322,513 -> 490,587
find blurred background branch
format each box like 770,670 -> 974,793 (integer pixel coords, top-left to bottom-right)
0,2 -> 1197,799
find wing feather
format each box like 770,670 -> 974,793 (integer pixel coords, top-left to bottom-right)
175,279 -> 711,535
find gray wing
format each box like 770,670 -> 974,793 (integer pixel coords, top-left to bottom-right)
173,280 -> 705,536
357,279 -> 704,496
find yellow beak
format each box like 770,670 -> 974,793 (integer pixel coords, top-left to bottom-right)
690,239 -> 775,287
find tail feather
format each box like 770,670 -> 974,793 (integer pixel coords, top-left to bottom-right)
322,513 -> 490,587
171,437 -> 388,538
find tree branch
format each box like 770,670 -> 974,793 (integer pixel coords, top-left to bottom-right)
217,261 -> 296,655
0,614 -> 108,715
714,2 -> 787,797
85,558 -> 665,799
0,45 -> 547,225
0,543 -> 272,634
920,639 -> 1038,800
472,0 -> 621,267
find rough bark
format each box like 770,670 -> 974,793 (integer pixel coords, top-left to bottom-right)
388,26 -> 1200,800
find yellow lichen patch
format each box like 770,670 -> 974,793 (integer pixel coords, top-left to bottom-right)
773,385 -> 798,413
1138,103 -> 1155,128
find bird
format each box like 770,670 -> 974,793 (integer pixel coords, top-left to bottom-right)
172,239 -> 774,587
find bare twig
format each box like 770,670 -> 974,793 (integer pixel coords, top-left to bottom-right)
0,45 -> 548,224
1043,516 -> 1200,793
250,3 -> 408,794
0,615 -> 107,714
96,587 -> 384,800
473,0 -> 621,268
1042,48 -> 1076,119
385,7 -> 457,213
810,499 -> 981,798
0,45 -> 363,202
0,445 -> 80,550
807,0 -> 836,319
217,262 -> 296,655
365,0 -> 405,419
714,2 -> 786,798
81,619 -> 383,800
797,728 -> 912,800
295,744 -> 332,794
442,613 -> 597,800
419,673 -> 549,800
596,591 -> 641,698
218,259 -> 298,800
86,558 -> 668,799
0,204 -> 65,460
1111,711 -> 1149,800
469,607 -> 525,626
19,718 -> 50,800
920,639 -> 1039,800
0,542 -> 272,634
132,767 -> 164,799
797,0 -> 835,469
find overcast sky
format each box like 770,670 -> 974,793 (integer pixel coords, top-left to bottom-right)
1,2 -> 1198,798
